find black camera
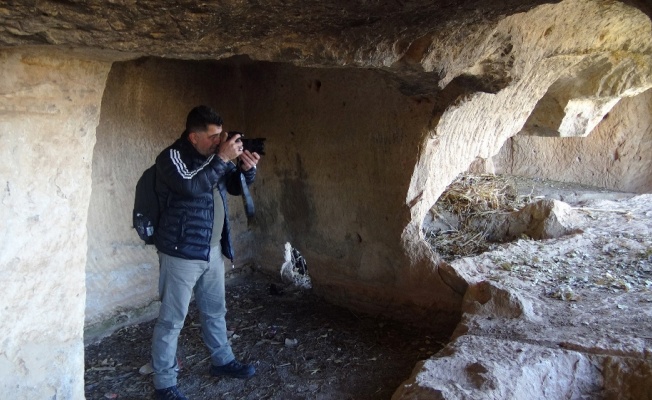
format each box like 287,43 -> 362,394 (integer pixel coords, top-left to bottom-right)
225,131 -> 265,220
227,131 -> 266,155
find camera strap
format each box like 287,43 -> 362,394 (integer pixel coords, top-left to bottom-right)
239,172 -> 255,219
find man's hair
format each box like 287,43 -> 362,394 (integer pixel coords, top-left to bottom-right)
183,105 -> 223,138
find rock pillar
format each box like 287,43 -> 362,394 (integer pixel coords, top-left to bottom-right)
0,48 -> 109,399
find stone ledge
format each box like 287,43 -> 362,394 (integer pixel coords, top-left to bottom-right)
393,335 -> 652,400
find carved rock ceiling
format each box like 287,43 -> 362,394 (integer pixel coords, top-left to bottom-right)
0,1 -> 558,64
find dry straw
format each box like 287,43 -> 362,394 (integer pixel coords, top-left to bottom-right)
426,174 -> 531,260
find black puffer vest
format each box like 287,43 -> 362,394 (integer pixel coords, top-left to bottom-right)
153,137 -> 255,261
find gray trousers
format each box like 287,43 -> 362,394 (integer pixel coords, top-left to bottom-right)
152,246 -> 235,389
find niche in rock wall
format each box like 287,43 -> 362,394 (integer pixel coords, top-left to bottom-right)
84,55 -> 438,340
521,57 -> 622,138
423,174 -> 583,262
422,88 -> 651,262
85,56 -> 259,335
492,88 -> 652,194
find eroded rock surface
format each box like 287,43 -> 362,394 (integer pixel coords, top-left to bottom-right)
394,193 -> 652,399
494,89 -> 652,193
394,334 -> 652,400
0,48 -> 110,400
501,199 -> 582,240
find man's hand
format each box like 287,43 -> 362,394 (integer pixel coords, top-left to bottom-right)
216,133 -> 242,162
239,150 -> 260,171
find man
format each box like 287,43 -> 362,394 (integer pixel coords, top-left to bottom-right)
151,105 -> 261,400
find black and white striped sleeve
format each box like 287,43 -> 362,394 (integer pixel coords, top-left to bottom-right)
156,149 -> 229,196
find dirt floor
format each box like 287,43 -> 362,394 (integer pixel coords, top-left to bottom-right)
84,271 -> 451,400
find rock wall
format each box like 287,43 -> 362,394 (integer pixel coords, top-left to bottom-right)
0,48 -> 109,399
237,62 -> 464,326
492,89 -> 652,193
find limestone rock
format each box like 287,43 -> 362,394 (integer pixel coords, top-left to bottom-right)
403,194 -> 652,400
505,199 -> 581,240
0,48 -> 110,400
392,335 -> 652,400
461,281 -> 537,321
494,89 -> 652,194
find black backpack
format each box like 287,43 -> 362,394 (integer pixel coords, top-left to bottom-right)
133,164 -> 159,245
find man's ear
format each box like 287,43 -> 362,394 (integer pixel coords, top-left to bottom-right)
188,131 -> 198,145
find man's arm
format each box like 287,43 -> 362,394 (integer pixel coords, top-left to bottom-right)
225,166 -> 256,196
225,150 -> 259,195
157,148 -> 231,196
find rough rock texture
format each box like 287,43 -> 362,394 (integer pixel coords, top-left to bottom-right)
0,0 -> 578,72
0,48 -> 109,399
500,199 -> 581,241
494,88 -> 652,193
403,0 -> 652,262
1,1 -> 650,94
393,194 -> 652,399
0,0 -> 651,398
394,335 -> 652,400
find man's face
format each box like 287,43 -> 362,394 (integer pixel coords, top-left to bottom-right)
189,124 -> 223,157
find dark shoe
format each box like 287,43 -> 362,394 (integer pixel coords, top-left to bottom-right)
209,359 -> 256,379
155,385 -> 188,400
